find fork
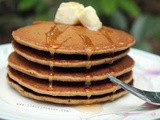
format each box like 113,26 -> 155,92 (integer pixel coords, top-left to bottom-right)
107,73 -> 160,106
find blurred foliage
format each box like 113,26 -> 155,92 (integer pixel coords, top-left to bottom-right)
0,0 -> 160,54
131,15 -> 160,51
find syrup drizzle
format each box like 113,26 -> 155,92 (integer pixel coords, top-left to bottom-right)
46,25 -> 63,51
108,59 -> 114,64
79,34 -> 95,98
48,62 -> 54,90
76,30 -> 96,98
79,35 -> 95,69
85,88 -> 92,99
85,75 -> 92,88
100,28 -> 116,50
84,75 -> 92,98
100,28 -> 116,64
46,26 -> 95,96
46,24 -> 70,89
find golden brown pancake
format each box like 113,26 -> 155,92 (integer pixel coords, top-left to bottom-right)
7,77 -> 130,105
12,40 -> 130,68
7,66 -> 132,97
12,21 -> 135,55
8,20 -> 135,105
8,52 -> 134,82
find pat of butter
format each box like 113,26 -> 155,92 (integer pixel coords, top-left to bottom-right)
55,2 -> 84,25
79,6 -> 102,31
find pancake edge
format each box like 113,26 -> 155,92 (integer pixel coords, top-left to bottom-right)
13,43 -> 130,68
7,77 -> 128,105
7,69 -> 133,97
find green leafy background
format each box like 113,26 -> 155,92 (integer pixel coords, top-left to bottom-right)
0,0 -> 160,55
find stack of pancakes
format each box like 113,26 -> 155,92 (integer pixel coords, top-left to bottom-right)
7,21 -> 135,105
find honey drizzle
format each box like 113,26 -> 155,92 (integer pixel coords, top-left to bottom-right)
79,35 -> 95,69
75,31 -> 95,98
108,59 -> 114,64
85,75 -> 92,98
100,28 -> 116,64
74,29 -> 95,99
48,66 -> 54,90
85,88 -> 92,99
100,28 -> 115,45
46,25 -> 63,50
46,24 -> 70,89
85,75 -> 91,87
79,34 -> 95,98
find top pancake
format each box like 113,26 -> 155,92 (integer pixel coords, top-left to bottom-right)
12,21 -> 135,55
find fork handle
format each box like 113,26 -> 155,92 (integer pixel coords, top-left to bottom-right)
107,73 -> 151,103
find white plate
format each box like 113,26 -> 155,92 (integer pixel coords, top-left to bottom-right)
0,44 -> 160,120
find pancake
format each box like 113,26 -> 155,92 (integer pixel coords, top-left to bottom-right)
9,20 -> 135,105
8,77 -> 130,105
12,40 -> 130,68
7,66 -> 132,97
12,21 -> 135,55
8,52 -> 134,82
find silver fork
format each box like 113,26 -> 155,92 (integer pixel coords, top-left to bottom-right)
107,73 -> 160,106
